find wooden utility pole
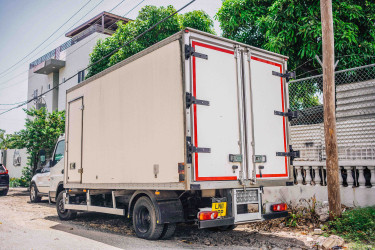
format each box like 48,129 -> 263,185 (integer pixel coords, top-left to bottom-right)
320,0 -> 341,219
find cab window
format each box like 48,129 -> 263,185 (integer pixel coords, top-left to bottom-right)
54,140 -> 65,163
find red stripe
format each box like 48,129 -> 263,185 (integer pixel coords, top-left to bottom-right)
251,56 -> 288,178
192,41 -> 237,181
193,41 -> 234,55
196,176 -> 238,181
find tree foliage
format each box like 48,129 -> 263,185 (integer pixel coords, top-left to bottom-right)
5,108 -> 65,176
216,0 -> 375,74
216,0 -> 375,110
86,5 -> 215,78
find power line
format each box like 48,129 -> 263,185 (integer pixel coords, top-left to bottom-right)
0,0 -> 93,78
0,0 -> 103,86
0,0 -> 126,88
0,0 -> 196,116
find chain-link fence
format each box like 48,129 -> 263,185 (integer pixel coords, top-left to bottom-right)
289,63 -> 375,163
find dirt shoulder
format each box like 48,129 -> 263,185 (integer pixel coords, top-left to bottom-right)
0,188 -> 323,249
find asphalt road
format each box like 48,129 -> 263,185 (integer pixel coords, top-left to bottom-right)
0,188 -> 313,249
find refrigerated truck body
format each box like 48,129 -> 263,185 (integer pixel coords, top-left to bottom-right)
58,28 -> 295,240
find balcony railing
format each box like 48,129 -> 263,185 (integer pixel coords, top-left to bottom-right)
29,24 -> 114,69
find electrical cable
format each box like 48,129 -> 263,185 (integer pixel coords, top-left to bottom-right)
0,0 -> 196,116
0,0 -> 105,87
0,0 -> 93,77
0,0 -> 127,89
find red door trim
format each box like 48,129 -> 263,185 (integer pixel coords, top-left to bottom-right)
192,41 -> 237,181
251,56 -> 288,178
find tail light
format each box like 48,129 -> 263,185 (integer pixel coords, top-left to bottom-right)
178,163 -> 185,182
0,165 -> 8,175
271,203 -> 287,212
198,211 -> 218,221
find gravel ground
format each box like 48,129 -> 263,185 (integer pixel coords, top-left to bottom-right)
0,188 -> 327,249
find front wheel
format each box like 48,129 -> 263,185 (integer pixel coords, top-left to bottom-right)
132,197 -> 164,240
56,192 -> 77,220
0,188 -> 8,196
30,183 -> 41,203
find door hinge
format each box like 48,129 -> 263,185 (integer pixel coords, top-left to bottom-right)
274,109 -> 298,121
272,70 -> 296,82
78,168 -> 83,174
185,44 -> 208,60
186,136 -> 211,154
80,105 -> 84,110
186,92 -> 209,109
276,145 -> 300,165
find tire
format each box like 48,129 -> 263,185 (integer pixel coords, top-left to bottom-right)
0,188 -> 8,196
56,192 -> 77,221
160,223 -> 176,240
30,183 -> 41,203
132,196 -> 164,240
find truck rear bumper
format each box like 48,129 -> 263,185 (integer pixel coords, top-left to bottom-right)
198,217 -> 235,229
262,211 -> 288,220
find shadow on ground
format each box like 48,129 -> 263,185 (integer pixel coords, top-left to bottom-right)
46,212 -> 308,249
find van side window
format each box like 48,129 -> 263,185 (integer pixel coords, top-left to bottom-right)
54,140 -> 65,163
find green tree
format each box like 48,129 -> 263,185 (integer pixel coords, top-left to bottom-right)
216,0 -> 375,73
86,5 -> 215,78
216,0 -> 375,110
6,108 -> 65,179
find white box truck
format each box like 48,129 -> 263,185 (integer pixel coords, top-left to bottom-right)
57,28 -> 298,240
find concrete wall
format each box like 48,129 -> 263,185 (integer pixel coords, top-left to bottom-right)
27,32 -> 109,112
0,148 -> 28,179
58,32 -> 108,111
263,185 -> 375,208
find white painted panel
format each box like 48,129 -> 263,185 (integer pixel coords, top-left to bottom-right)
67,97 -> 83,183
192,41 -> 240,181
250,57 -> 288,178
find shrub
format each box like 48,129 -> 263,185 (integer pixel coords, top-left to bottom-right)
329,206 -> 375,244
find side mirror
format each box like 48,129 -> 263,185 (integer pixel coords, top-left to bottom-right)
39,149 -> 46,165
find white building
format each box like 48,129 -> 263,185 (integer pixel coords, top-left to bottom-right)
27,12 -> 130,112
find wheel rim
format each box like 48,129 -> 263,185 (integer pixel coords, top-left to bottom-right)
30,186 -> 35,200
58,197 -> 66,214
136,206 -> 151,233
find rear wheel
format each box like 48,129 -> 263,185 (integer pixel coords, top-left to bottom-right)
160,223 -> 176,240
56,192 -> 77,220
132,196 -> 164,240
30,183 -> 41,203
0,188 -> 8,196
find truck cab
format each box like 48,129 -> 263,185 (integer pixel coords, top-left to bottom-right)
30,135 -> 65,203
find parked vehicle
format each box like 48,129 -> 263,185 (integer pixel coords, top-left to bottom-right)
0,164 -> 9,196
57,28 -> 297,240
30,135 -> 65,203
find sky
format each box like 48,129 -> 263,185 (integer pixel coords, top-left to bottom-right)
0,0 -> 223,134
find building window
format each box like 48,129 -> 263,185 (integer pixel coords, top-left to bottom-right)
78,70 -> 85,83
33,89 -> 38,98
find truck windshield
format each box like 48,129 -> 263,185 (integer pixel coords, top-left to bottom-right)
54,140 -> 65,163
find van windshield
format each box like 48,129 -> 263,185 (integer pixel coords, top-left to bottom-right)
54,140 -> 65,163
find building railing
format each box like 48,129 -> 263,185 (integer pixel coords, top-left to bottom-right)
29,24 -> 114,69
293,164 -> 375,188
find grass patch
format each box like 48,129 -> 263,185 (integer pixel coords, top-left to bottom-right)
9,177 -> 29,187
329,206 -> 375,245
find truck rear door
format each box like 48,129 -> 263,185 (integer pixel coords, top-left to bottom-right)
243,52 -> 289,179
188,39 -> 243,181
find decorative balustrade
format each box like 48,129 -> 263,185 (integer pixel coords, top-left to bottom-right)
293,163 -> 375,188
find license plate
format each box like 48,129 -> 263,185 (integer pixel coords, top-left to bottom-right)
212,202 -> 227,216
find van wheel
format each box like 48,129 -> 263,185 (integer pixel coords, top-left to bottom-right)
133,197 -> 164,240
56,192 -> 77,220
160,223 -> 176,239
0,188 -> 8,196
30,183 -> 41,203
